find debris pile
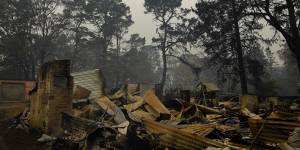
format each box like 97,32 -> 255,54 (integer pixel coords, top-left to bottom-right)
3,60 -> 300,150
52,90 -> 300,149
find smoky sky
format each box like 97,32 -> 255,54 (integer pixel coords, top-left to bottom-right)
123,0 -> 283,64
123,0 -> 198,44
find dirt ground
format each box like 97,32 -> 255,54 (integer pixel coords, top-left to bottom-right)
0,121 -> 48,150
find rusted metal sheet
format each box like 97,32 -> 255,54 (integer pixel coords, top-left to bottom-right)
131,110 -> 155,121
180,125 -> 214,137
124,95 -> 144,112
249,117 -> 300,143
178,124 -> 235,137
29,60 -> 73,136
143,118 -> 239,150
94,96 -> 127,124
143,90 -> 170,115
72,69 -> 104,99
94,96 -> 130,135
73,86 -> 91,100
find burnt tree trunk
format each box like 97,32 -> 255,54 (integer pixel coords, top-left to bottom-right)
295,47 -> 300,77
71,21 -> 82,70
232,0 -> 248,95
161,49 -> 167,93
159,26 -> 168,94
115,35 -> 121,86
101,12 -> 109,69
286,0 -> 300,77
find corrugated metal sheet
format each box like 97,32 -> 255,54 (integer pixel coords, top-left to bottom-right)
249,118 -> 300,143
143,118 -> 240,150
72,69 -> 104,99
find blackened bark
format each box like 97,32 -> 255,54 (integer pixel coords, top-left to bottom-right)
295,46 -> 300,77
160,49 -> 167,93
232,0 -> 248,95
101,12 -> 109,69
159,27 -> 168,94
286,0 -> 300,77
115,35 -> 121,86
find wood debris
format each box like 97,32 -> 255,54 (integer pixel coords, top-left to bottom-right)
5,60 -> 300,150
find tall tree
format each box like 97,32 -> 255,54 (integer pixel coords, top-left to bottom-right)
231,0 -> 248,94
193,0 -> 264,94
0,0 -> 36,79
144,0 -> 183,93
0,0 -> 72,79
86,0 -> 133,69
32,0 -> 69,64
250,0 -> 300,76
121,34 -> 146,83
62,0 -> 91,70
244,43 -> 269,94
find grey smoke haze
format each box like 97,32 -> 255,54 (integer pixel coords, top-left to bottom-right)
123,0 -> 198,44
123,0 -> 283,65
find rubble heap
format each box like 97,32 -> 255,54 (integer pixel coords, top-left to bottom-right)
5,60 -> 300,150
